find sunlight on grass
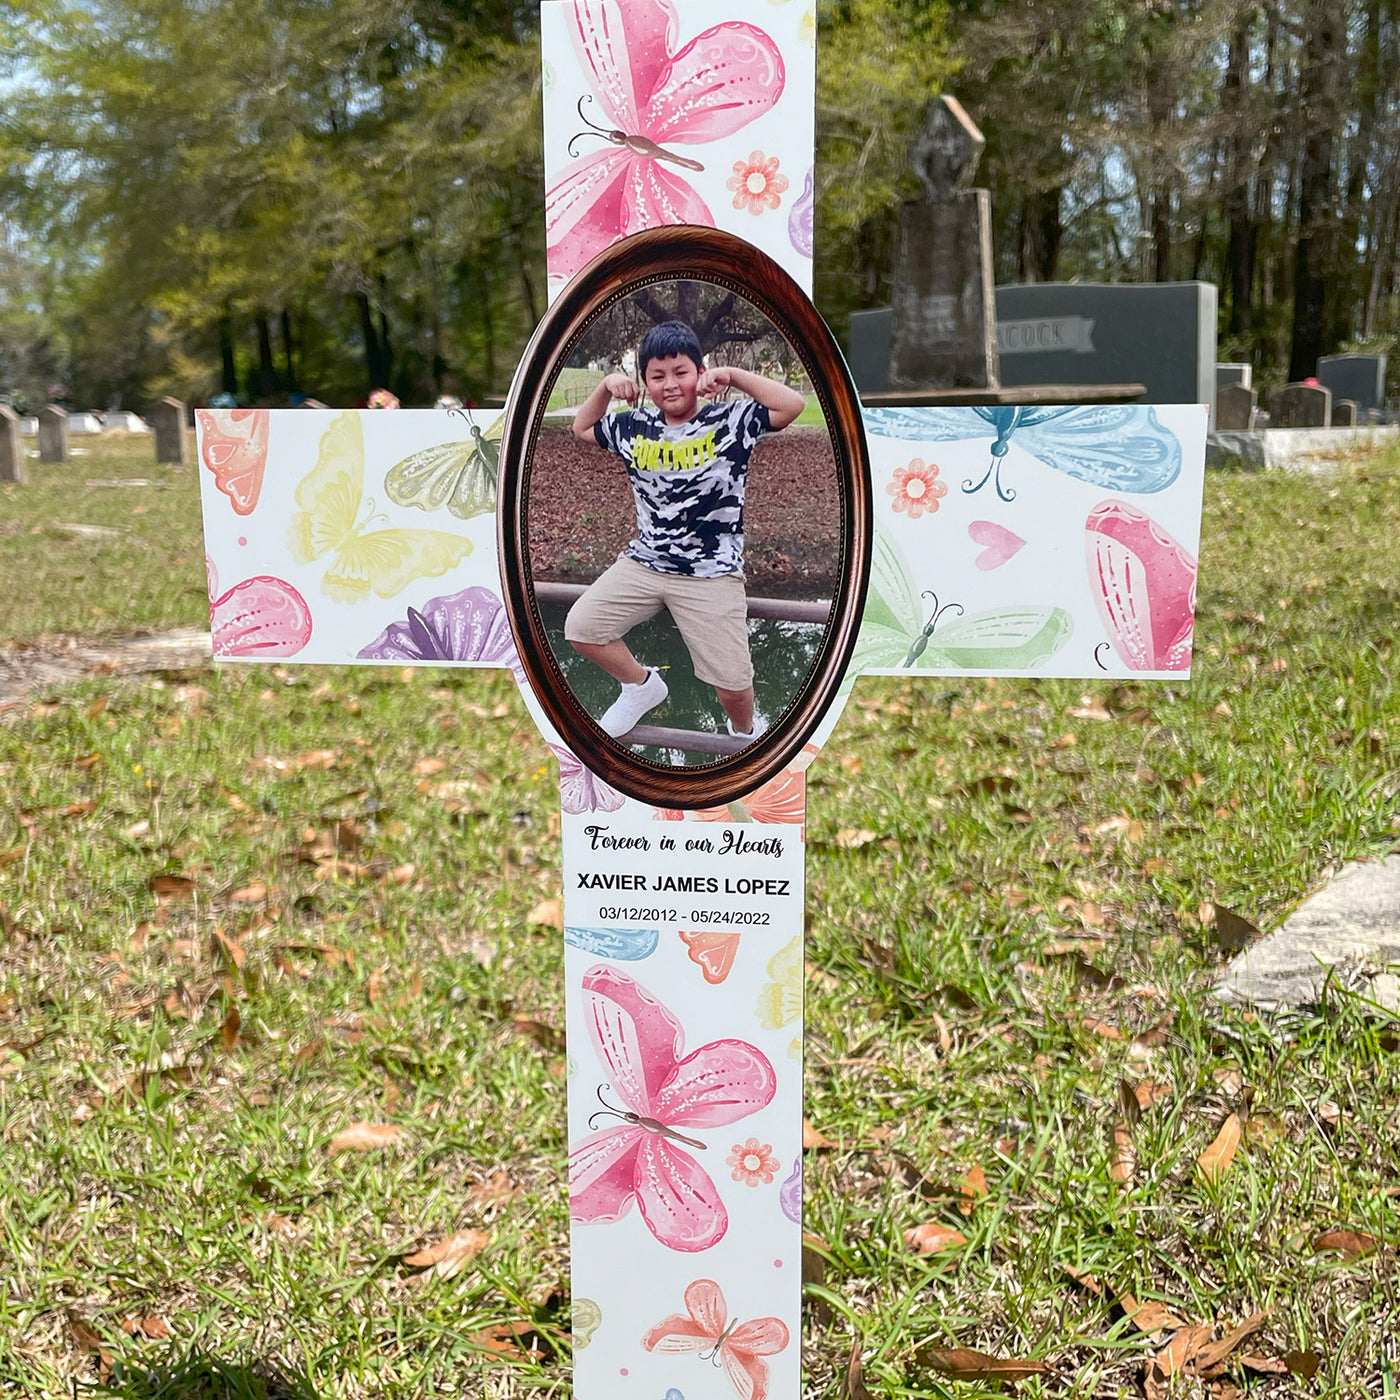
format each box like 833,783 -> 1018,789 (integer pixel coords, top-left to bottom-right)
1,439 -> 1398,1395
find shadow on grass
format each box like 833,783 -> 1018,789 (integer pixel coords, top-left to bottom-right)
97,1354 -> 319,1400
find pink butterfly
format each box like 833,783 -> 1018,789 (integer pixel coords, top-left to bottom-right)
546,0 -> 786,282
569,964 -> 776,1252
642,1279 -> 789,1400
207,559 -> 313,658
550,743 -> 626,815
1086,500 -> 1197,671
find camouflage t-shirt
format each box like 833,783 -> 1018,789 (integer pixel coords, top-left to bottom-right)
593,399 -> 771,577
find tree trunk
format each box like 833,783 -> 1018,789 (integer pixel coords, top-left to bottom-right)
255,314 -> 278,399
218,314 -> 238,396
1329,0 -> 1381,345
1152,182 -> 1172,282
1223,15 -> 1255,335
1289,0 -> 1344,381
1018,187 -> 1062,282
280,308 -> 296,388
355,292 -> 383,390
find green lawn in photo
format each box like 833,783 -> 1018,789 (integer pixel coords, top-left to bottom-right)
1,437 -> 1398,1396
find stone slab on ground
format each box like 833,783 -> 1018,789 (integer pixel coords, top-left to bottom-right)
1207,425 -> 1399,471
1217,853 -> 1400,1012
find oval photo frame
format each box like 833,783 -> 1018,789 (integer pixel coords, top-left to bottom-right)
499,226 -> 871,810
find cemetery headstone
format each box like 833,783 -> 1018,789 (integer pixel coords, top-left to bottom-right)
1253,409 -> 1270,429
1268,382 -> 1330,428
150,396 -> 190,464
37,405 -> 69,462
1216,382 -> 1257,431
1331,399 -> 1358,427
996,281 -> 1217,421
0,405 -> 27,484
1216,362 -> 1251,391
886,96 -> 998,391
1317,353 -> 1386,412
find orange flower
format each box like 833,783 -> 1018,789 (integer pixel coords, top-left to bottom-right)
726,151 -> 789,215
727,1137 -> 779,1186
887,458 -> 948,519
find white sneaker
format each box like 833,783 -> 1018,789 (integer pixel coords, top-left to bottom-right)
599,668 -> 668,738
725,712 -> 768,742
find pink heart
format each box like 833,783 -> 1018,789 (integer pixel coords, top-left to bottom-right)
969,520 -> 1027,570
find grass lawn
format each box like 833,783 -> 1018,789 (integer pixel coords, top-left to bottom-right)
1,438 -> 1399,1397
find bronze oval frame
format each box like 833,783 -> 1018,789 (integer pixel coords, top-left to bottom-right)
498,226 -> 871,809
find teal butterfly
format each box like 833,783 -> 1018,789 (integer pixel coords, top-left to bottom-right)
564,926 -> 659,960
853,528 -> 1073,673
384,413 -> 503,520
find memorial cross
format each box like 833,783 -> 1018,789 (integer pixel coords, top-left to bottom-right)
195,5 -> 1206,1397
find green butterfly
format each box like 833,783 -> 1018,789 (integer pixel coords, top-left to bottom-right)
384,414 -> 503,520
853,527 -> 1074,673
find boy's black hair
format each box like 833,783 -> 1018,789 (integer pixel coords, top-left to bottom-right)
638,320 -> 703,377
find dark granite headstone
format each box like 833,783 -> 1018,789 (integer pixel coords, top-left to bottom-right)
887,97 -> 998,391
1216,363 -> 1251,391
1331,399 -> 1358,427
150,397 -> 189,465
1268,382 -> 1330,428
38,405 -> 69,462
1216,383 -> 1257,431
0,405 -> 26,484
1316,354 -> 1385,411
995,282 -> 1217,419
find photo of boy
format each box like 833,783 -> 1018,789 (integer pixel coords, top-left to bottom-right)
567,320 -> 806,741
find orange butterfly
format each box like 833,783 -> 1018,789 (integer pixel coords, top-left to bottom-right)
642,1279 -> 789,1400
679,929 -> 740,984
197,409 -> 270,515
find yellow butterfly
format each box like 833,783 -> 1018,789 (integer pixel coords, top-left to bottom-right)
384,412 -> 503,519
289,412 -> 473,602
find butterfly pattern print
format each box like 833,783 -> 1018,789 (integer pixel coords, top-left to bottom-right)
207,562 -> 313,658
288,412 -> 473,601
197,408 -> 270,515
383,413 -> 503,520
545,0 -> 786,282
642,1279 -> 789,1400
569,965 -> 776,1252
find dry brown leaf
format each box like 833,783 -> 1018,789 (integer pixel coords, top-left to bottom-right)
1123,1298 -> 1188,1336
917,1347 -> 1048,1380
293,1038 -> 323,1068
468,1170 -> 520,1208
958,1165 -> 988,1215
1317,1100 -> 1342,1132
230,882 -> 267,903
413,757 -> 446,776
511,1015 -> 564,1053
380,863 -> 416,887
120,1316 -> 171,1340
220,1006 -> 241,1052
930,1012 -> 952,1053
149,873 -> 195,902
403,1227 -> 490,1279
839,1342 -> 874,1400
1284,1350 -> 1322,1379
326,1121 -> 404,1155
1153,1326 -> 1214,1378
1191,1310 -> 1272,1373
527,898 -> 564,930
904,1221 -> 968,1256
67,1315 -> 112,1364
470,1320 -> 547,1361
1060,1263 -> 1104,1297
1211,904 -> 1260,952
1135,1079 -> 1174,1111
835,827 -> 878,848
1110,1119 -> 1136,1185
1081,1017 -> 1122,1040
1238,1355 -> 1290,1376
802,1118 -> 836,1150
1197,1113 -> 1242,1182
367,967 -> 385,1005
1311,1228 -> 1376,1259
213,929 -> 245,968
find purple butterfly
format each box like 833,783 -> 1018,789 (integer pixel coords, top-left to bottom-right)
358,586 -> 523,678
551,743 -> 626,815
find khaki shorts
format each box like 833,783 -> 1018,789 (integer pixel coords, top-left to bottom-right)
564,556 -> 754,692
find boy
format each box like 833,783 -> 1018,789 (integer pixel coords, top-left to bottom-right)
568,320 -> 805,742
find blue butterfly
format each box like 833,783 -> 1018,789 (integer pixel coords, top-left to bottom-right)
563,926 -> 659,960
863,404 -> 1182,502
